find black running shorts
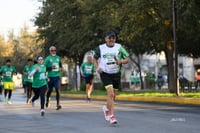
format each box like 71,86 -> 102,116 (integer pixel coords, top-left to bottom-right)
100,72 -> 121,89
84,75 -> 94,85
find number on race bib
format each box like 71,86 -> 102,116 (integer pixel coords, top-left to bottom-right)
39,73 -> 46,80
6,72 -> 12,76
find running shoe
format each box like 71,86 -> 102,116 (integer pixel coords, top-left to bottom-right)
40,109 -> 45,116
102,105 -> 110,121
32,101 -> 35,107
46,98 -> 51,108
86,97 -> 91,103
110,114 -> 118,124
56,105 -> 62,110
45,102 -> 49,108
7,100 -> 12,104
27,98 -> 31,104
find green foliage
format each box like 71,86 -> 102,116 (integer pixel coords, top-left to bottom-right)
180,92 -> 200,98
0,26 -> 43,71
35,0 -> 200,93
177,0 -> 200,58
35,0 -> 200,58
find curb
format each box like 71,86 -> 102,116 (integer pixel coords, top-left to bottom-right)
61,94 -> 200,105
115,96 -> 200,105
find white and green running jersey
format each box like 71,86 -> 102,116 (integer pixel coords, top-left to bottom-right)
44,55 -> 62,77
31,64 -> 47,88
94,43 -> 129,74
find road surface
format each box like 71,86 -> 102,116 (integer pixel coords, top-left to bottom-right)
0,89 -> 200,133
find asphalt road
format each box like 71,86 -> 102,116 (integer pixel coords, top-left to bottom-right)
0,89 -> 200,133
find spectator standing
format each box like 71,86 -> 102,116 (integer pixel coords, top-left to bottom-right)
129,73 -> 135,88
195,69 -> 200,88
136,73 -> 141,88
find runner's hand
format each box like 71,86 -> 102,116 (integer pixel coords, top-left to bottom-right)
97,67 -> 102,74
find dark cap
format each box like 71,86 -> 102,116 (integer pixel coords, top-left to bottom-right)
105,31 -> 116,38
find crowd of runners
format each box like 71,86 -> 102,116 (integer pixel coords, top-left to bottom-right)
0,31 -> 129,124
0,46 -> 63,117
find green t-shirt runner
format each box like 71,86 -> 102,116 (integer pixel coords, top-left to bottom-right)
44,55 -> 62,77
23,65 -> 33,83
80,62 -> 95,76
31,64 -> 47,88
0,65 -> 16,82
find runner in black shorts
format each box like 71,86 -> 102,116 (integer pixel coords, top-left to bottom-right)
80,55 -> 95,102
94,31 -> 129,124
100,72 -> 120,100
84,75 -> 94,85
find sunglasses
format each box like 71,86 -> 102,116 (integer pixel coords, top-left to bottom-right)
51,49 -> 56,52
108,36 -> 116,40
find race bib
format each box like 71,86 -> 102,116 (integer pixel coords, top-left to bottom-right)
39,73 -> 46,80
105,60 -> 118,74
85,66 -> 92,74
52,63 -> 59,71
6,72 -> 12,77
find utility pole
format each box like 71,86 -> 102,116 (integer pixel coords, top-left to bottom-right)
172,0 -> 179,96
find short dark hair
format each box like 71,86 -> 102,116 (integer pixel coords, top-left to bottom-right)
27,59 -> 33,62
6,59 -> 11,63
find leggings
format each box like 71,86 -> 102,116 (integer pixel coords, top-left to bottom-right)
4,89 -> 12,99
0,86 -> 2,95
26,82 -> 33,101
32,85 -> 47,109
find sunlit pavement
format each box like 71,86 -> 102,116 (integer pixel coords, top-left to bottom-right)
0,88 -> 200,133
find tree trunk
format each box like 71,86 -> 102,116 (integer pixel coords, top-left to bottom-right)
130,55 -> 144,90
165,41 -> 176,93
137,56 -> 144,90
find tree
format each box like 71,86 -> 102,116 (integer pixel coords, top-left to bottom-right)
35,0 -> 124,63
0,26 -> 43,71
17,25 -> 43,58
115,0 -> 176,91
35,0 -> 200,93
177,0 -> 200,58
0,33 -> 14,59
